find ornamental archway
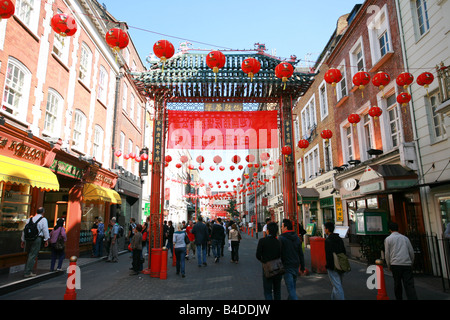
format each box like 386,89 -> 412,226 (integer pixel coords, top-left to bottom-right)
131,46 -> 317,252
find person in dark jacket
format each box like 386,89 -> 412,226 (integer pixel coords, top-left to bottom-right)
256,222 -> 282,300
210,218 -> 225,263
324,222 -> 346,300
278,219 -> 302,300
191,216 -> 210,267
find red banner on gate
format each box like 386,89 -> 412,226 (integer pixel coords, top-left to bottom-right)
167,110 -> 279,150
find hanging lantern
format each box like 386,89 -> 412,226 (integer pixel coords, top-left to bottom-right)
219,166 -> 225,171
417,72 -> 434,95
165,155 -> 172,163
180,155 -> 188,163
281,146 -> 292,155
105,28 -> 129,55
230,165 -> 235,171
275,62 -> 294,90
129,153 -> 136,160
196,155 -> 205,164
298,139 -> 309,149
210,166 -> 215,171
114,150 -> 122,157
199,165 -> 204,171
188,164 -> 195,170
353,71 -> 371,97
123,154 -> 130,160
245,154 -> 255,163
396,72 -> 414,90
206,50 -> 226,82
368,106 -> 383,119
213,155 -> 222,165
0,0 -> 14,20
372,71 -> 390,96
324,68 -> 343,87
238,165 -> 244,170
260,152 -> 270,161
241,58 -> 261,82
397,92 -> 411,107
321,129 -> 333,142
141,153 -> 149,161
348,114 -> 361,126
51,13 -> 77,37
153,40 -> 175,72
176,163 -> 182,169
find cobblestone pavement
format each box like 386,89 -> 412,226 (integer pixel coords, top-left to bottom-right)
1,231 -> 449,301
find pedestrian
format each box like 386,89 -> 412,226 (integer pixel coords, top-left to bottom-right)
21,207 -> 50,278
211,218 -> 225,263
163,220 -> 169,247
106,217 -> 119,263
128,218 -> 136,258
324,222 -> 346,300
49,218 -> 67,272
166,220 -> 174,258
91,217 -> 98,257
173,223 -> 187,277
384,222 -> 418,300
191,216 -> 209,267
130,224 -> 143,275
94,217 -> 105,257
206,221 -> 212,257
298,222 -> 308,276
263,218 -> 271,237
104,219 -> 112,257
256,222 -> 282,300
278,219 -> 302,300
185,220 -> 196,259
229,223 -> 241,263
142,220 -> 149,257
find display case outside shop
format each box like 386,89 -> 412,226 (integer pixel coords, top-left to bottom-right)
355,208 -> 389,235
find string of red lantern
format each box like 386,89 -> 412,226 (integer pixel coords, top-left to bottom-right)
206,50 -> 226,82
0,0 -> 14,20
275,62 -> 294,90
51,13 -> 78,37
153,39 -> 175,72
241,58 -> 261,82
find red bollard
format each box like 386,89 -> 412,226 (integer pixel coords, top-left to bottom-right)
160,247 -> 168,280
172,247 -> 176,266
64,256 -> 78,300
376,259 -> 389,300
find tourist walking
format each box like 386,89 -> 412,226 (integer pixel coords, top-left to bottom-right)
94,217 -> 105,257
256,222 -> 282,300
229,223 -> 241,263
324,222 -> 346,300
130,224 -> 143,275
211,218 -> 225,263
278,219 -> 302,300
106,217 -> 119,262
49,218 -> 67,271
384,222 -> 418,300
166,221 -> 174,258
191,216 -> 209,267
173,223 -> 187,277
185,220 -> 196,259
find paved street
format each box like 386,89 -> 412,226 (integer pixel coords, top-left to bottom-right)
1,231 -> 449,302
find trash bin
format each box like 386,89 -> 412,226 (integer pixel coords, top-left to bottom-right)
309,237 -> 327,274
150,248 -> 162,278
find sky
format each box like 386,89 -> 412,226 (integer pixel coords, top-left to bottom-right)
102,0 -> 362,190
103,0 -> 362,68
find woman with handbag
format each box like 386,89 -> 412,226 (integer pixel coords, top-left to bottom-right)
256,222 -> 283,300
173,223 -> 187,278
49,218 -> 67,271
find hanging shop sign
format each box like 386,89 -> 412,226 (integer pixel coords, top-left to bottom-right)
335,198 -> 344,222
153,120 -> 164,162
50,160 -> 83,179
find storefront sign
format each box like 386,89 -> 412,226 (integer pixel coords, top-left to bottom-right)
0,136 -> 45,161
50,160 -> 83,179
335,198 -> 344,222
343,178 -> 359,191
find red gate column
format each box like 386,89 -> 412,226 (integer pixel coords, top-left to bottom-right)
280,96 -> 298,230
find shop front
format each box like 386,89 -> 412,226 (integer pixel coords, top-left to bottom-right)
114,170 -> 142,231
0,123 -> 59,270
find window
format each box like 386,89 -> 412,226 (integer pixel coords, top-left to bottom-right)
93,125 -> 104,162
15,0 -> 40,34
296,159 -> 303,184
43,89 -> 63,137
2,58 -> 31,121
119,132 -> 125,167
323,140 -> 333,172
367,5 -> 392,65
136,103 -> 141,128
341,124 -> 354,162
304,146 -> 320,181
428,92 -> 446,140
349,38 -> 366,79
79,43 -> 92,87
336,64 -> 347,101
415,0 -> 430,36
122,83 -> 128,111
301,97 -> 316,138
130,93 -> 135,120
97,66 -> 108,103
378,31 -> 391,57
72,110 -> 87,152
294,116 -> 300,142
387,94 -> 402,148
319,82 -> 328,119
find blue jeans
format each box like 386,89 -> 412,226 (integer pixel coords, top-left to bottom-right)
211,239 -> 221,259
174,247 -> 186,275
196,243 -> 207,265
262,272 -> 282,300
283,269 -> 298,300
327,269 -> 345,300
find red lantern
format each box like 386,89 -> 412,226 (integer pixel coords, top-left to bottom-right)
321,130 -> 333,141
230,165 -> 235,171
188,164 -> 195,170
199,165 -> 204,171
123,154 -> 130,160
210,166 -> 215,171
241,58 -> 261,81
213,155 -> 222,164
105,28 -> 129,53
397,92 -> 411,107
129,153 -> 136,159
141,153 -> 149,161
51,13 -> 77,37
396,72 -> 414,90
180,155 -> 188,163
219,166 -> 225,171
281,146 -> 292,155
232,155 -> 241,164
176,163 -> 182,169
298,139 -> 309,149
417,72 -> 434,95
348,114 -> 361,126
165,155 -> 172,163
353,71 -> 371,96
0,0 -> 14,20
372,71 -> 390,91
206,51 -> 226,82
324,68 -> 343,87
238,165 -> 244,170
245,154 -> 255,163
196,155 -> 205,164
260,152 -> 270,161
368,106 -> 383,119
153,40 -> 175,62
275,62 -> 294,90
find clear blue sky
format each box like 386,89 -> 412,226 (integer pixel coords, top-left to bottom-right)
104,0 -> 362,68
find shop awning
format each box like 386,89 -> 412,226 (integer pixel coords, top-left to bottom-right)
359,165 -> 418,194
83,183 -> 122,204
0,155 -> 59,191
297,188 -> 320,203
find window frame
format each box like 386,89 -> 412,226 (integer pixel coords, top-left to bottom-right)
93,125 -> 104,163
318,80 -> 329,120
367,4 -> 393,66
43,89 -> 64,137
72,109 -> 87,152
79,43 -> 92,87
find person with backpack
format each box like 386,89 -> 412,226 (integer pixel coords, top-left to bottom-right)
324,221 -> 346,300
21,207 -> 50,278
106,217 -> 119,263
49,218 -> 67,271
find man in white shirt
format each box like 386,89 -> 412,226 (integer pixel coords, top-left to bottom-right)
21,207 -> 50,278
384,222 -> 418,300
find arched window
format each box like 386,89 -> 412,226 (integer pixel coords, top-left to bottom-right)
43,89 -> 64,137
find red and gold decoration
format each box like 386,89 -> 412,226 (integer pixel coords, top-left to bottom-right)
105,28 -> 129,59
321,129 -> 333,142
397,92 -> 411,107
241,58 -> 261,82
352,71 -> 370,97
0,0 -> 15,20
396,72 -> 414,90
275,62 -> 294,90
416,71 -> 434,95
206,50 -> 226,82
51,13 -> 78,37
324,68 -> 342,95
372,71 -> 390,96
368,106 -> 383,119
153,40 -> 175,72
348,113 -> 361,126
297,139 -> 309,149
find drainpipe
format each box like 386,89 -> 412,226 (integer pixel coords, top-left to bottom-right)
111,69 -> 124,169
